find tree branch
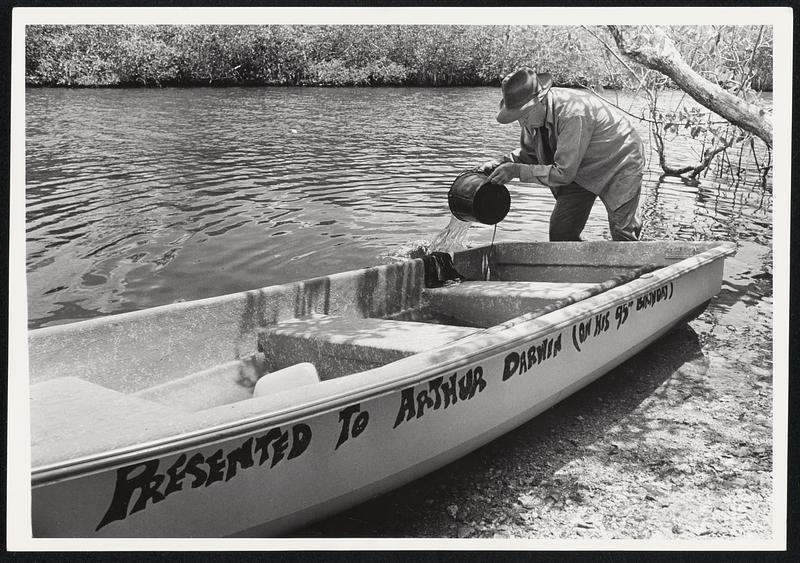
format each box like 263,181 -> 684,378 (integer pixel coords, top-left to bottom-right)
580,26 -> 654,103
607,25 -> 772,147
735,25 -> 765,97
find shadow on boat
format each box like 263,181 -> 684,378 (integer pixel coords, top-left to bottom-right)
289,322 -> 709,538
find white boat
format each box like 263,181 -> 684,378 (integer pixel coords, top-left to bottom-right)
28,240 -> 735,537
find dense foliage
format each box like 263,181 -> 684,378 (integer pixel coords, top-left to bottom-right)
25,25 -> 772,90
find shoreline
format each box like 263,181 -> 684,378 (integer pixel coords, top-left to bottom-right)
23,82 -> 624,90
25,83 -> 775,94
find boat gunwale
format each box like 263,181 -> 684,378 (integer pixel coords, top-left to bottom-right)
30,243 -> 736,486
27,260 -> 419,338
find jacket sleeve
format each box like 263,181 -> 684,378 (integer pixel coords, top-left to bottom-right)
494,128 -> 540,167
518,116 -> 591,186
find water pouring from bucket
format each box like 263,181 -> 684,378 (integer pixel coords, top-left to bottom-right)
426,170 -> 511,282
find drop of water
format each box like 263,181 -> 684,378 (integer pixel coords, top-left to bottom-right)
482,252 -> 492,281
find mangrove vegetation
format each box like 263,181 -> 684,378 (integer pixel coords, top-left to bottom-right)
25,25 -> 773,91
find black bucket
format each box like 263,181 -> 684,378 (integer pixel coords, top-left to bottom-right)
447,171 -> 511,225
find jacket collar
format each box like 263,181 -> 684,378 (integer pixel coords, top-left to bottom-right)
543,89 -> 556,129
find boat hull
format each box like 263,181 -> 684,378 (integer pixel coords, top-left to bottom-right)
30,246 -> 729,537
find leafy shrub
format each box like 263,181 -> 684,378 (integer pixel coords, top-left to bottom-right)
24,24 -> 772,92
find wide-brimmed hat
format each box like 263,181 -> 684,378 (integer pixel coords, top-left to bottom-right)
496,68 -> 553,124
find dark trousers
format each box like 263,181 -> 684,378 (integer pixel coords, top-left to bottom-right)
549,181 -> 642,241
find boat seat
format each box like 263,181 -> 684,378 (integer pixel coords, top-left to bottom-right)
134,356 -> 268,411
252,362 -> 320,397
424,280 -> 596,328
259,315 -> 478,380
30,376 -> 191,467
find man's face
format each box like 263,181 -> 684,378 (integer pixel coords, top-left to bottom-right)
517,98 -> 547,129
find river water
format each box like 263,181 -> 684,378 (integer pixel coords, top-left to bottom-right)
24,87 -> 772,329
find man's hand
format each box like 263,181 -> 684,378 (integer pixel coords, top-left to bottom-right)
477,159 -> 501,174
487,162 -> 519,185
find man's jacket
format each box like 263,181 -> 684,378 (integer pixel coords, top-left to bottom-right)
501,87 -> 646,210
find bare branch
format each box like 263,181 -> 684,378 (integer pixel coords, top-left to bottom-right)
580,25 -> 654,103
735,25 -> 765,97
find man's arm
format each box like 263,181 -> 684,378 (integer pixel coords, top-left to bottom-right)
479,130 -> 539,172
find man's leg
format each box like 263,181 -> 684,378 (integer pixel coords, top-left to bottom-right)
605,174 -> 643,241
549,183 -> 597,241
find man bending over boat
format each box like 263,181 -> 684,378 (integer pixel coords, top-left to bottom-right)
481,67 -> 646,241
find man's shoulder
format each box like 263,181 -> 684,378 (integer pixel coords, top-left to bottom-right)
551,87 -> 595,106
551,88 -> 608,117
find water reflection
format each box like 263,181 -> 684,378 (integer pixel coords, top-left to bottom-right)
25,87 -> 772,328
640,173 -> 772,245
